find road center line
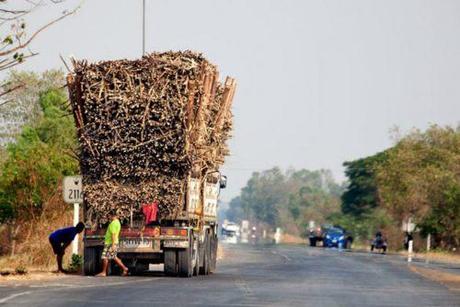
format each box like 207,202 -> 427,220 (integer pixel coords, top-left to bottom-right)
270,250 -> 291,262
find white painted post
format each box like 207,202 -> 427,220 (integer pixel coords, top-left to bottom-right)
72,203 -> 79,255
427,233 -> 431,252
274,228 -> 282,244
408,240 -> 413,263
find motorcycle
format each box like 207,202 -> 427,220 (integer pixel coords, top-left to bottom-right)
370,233 -> 387,254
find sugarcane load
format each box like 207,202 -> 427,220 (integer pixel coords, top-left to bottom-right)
67,51 -> 236,276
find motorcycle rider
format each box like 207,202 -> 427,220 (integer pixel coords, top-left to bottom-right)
371,231 -> 387,253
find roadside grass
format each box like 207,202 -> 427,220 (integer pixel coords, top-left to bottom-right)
400,250 -> 460,264
281,233 -> 306,244
409,265 -> 460,291
350,240 -> 460,264
0,204 -> 74,275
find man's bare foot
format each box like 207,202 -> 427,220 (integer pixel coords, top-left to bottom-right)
121,269 -> 129,276
95,272 -> 106,277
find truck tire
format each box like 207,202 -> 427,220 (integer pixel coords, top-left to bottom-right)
205,234 -> 211,275
200,233 -> 211,275
134,262 -> 149,275
210,235 -> 217,273
193,244 -> 200,276
178,245 -> 193,277
309,238 -> 316,247
83,246 -> 101,276
164,249 -> 178,276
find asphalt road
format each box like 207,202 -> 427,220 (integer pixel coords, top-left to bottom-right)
1,244 -> 460,306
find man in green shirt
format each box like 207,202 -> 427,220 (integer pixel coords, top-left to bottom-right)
96,213 -> 129,276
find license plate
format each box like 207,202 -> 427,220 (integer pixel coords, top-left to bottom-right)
163,240 -> 189,248
120,239 -> 153,249
332,239 -> 337,243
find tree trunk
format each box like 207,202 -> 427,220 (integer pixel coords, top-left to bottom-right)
10,222 -> 20,257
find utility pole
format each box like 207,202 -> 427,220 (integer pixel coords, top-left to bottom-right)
142,0 -> 146,55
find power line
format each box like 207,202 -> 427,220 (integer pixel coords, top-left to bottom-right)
142,0 -> 146,56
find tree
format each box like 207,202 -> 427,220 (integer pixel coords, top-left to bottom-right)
375,125 -> 460,248
341,151 -> 388,216
0,1 -> 77,99
0,70 -> 65,144
0,1 -> 76,72
226,196 -> 243,222
0,87 -> 78,255
227,167 -> 343,235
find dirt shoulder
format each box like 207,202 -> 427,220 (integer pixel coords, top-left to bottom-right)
0,270 -> 71,284
409,251 -> 460,265
409,265 -> 460,291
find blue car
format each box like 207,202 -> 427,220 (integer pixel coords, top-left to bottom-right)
323,227 -> 351,249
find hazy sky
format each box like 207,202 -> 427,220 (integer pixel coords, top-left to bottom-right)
13,0 -> 460,201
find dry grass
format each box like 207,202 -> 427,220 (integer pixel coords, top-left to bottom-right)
402,250 -> 460,264
409,265 -> 460,291
280,233 -> 306,244
0,270 -> 69,283
0,198 -> 74,272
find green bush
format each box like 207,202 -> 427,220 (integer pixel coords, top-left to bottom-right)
15,265 -> 28,275
67,254 -> 83,273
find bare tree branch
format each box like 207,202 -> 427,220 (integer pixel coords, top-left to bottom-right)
0,83 -> 25,99
0,7 -> 78,57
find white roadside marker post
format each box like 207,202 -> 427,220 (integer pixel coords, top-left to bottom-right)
63,176 -> 83,256
408,240 -> 413,263
72,202 -> 80,255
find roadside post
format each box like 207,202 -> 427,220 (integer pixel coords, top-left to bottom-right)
408,240 -> 413,262
63,176 -> 83,255
427,233 -> 431,252
274,228 -> 282,244
402,217 -> 416,262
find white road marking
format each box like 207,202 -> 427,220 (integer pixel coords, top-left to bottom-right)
270,250 -> 291,262
28,277 -> 161,289
0,291 -> 31,304
0,277 -> 161,304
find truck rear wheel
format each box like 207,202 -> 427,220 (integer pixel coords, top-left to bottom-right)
164,249 -> 178,276
193,245 -> 200,276
178,247 -> 192,277
83,246 -> 101,276
178,235 -> 196,278
200,233 -> 211,275
210,235 -> 218,273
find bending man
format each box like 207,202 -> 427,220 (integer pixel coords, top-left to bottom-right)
49,222 -> 85,273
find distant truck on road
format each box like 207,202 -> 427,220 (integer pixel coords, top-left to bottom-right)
221,221 -> 240,244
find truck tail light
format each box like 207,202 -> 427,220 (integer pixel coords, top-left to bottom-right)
161,228 -> 188,237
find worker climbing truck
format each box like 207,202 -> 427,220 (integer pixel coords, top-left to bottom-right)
67,51 -> 236,277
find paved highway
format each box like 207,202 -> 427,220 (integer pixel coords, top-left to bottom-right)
1,244 -> 459,306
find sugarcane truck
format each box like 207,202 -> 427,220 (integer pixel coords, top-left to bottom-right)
83,172 -> 227,277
